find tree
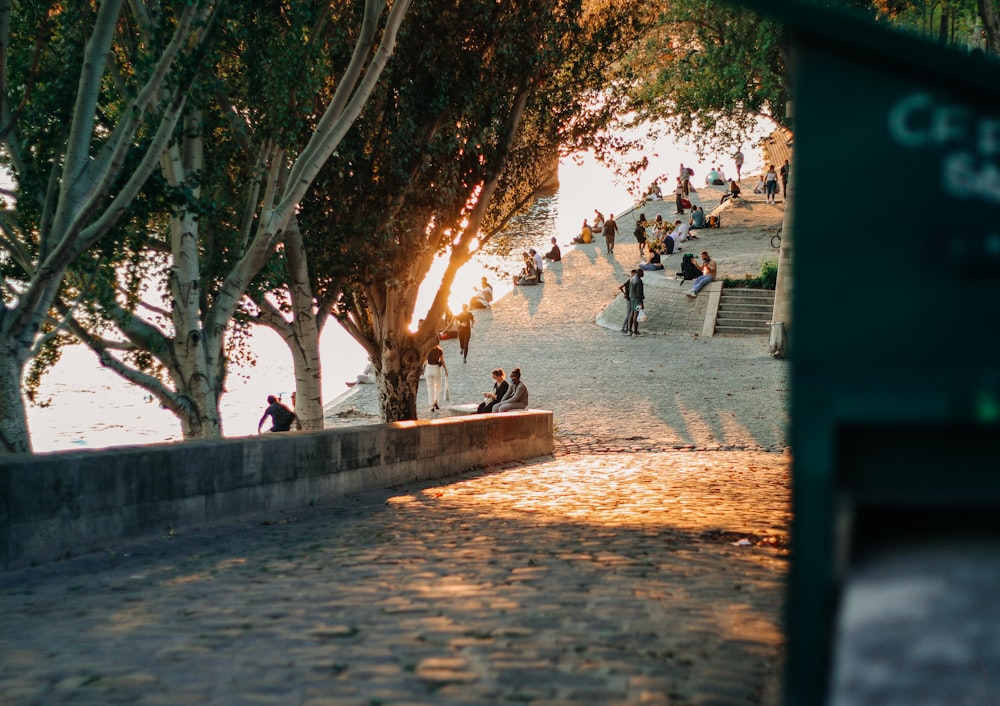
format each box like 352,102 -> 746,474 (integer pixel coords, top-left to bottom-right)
275,0 -> 647,422
0,0 -> 221,454
620,0 -> 789,157
55,0 -> 411,441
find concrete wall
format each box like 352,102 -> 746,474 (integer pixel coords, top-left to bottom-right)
0,411 -> 553,572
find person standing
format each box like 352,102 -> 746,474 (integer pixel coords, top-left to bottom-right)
425,343 -> 448,412
454,303 -> 475,363
685,251 -> 718,299
734,147 -> 745,181
779,159 -> 790,197
627,269 -> 645,337
619,269 -> 636,333
633,216 -> 647,258
680,162 -> 691,196
674,177 -> 685,214
603,213 -> 619,255
496,367 -> 529,412
258,395 -> 296,433
764,164 -> 779,204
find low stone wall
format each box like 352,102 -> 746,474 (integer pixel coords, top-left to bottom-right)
0,411 -> 553,572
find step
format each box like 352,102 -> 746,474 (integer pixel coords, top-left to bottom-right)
716,309 -> 773,321
715,324 -> 770,335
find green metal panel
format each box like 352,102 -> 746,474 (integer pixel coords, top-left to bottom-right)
730,2 -> 1000,704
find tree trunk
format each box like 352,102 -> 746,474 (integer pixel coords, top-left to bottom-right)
374,338 -> 425,422
0,350 -> 31,453
283,220 -> 324,431
979,0 -> 1000,54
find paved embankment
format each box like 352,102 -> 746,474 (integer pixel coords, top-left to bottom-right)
0,451 -> 789,706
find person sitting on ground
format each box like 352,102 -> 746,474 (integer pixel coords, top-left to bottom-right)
513,252 -> 539,286
653,214 -> 667,236
753,175 -> 765,194
672,220 -> 693,248
346,362 -> 374,387
469,277 -> 494,309
685,250 -> 718,298
572,219 -> 593,244
644,181 -> 662,201
543,237 -> 561,262
721,179 -> 742,204
689,205 -> 706,230
592,210 -> 605,233
639,249 -> 664,271
706,168 -> 723,186
438,307 -> 459,339
258,394 -> 296,433
496,367 -> 529,412
530,248 -> 544,282
476,368 -> 509,414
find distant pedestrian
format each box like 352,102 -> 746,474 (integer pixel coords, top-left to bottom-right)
627,269 -> 645,337
603,213 -> 619,255
734,147 -> 745,181
454,303 -> 475,363
620,269 -> 637,333
496,367 -> 529,412
426,344 -> 448,412
779,159 -> 790,197
764,165 -> 779,204
675,177 -> 685,214
258,395 -> 296,433
680,163 -> 691,196
633,216 -> 647,257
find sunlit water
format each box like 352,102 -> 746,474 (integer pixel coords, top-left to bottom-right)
27,128 -> 769,452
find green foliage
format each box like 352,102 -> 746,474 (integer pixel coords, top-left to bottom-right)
722,260 -> 778,290
621,0 -> 789,154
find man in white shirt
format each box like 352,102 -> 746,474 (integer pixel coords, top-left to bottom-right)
530,248 -> 544,283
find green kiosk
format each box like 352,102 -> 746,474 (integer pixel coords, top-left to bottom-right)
741,3 -> 1000,704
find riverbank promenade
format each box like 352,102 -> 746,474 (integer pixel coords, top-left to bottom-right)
0,182 -> 792,705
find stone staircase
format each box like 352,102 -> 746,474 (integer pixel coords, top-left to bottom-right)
714,288 -> 774,335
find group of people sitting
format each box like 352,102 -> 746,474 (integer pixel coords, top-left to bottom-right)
476,366 -> 529,414
633,210 -> 703,271
512,238 -> 561,286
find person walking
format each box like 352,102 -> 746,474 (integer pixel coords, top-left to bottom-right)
685,251 -> 718,299
425,343 -> 448,412
779,159 -> 790,197
454,303 -> 475,363
627,269 -> 645,337
603,213 -> 618,255
734,147 -> 745,181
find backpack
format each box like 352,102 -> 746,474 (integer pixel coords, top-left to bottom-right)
274,404 -> 296,429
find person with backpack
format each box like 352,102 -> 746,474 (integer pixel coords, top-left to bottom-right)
258,395 -> 297,433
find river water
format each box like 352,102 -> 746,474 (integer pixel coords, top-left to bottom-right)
27,130 -> 767,452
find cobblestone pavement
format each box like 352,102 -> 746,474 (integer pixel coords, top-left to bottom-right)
0,450 -> 790,706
